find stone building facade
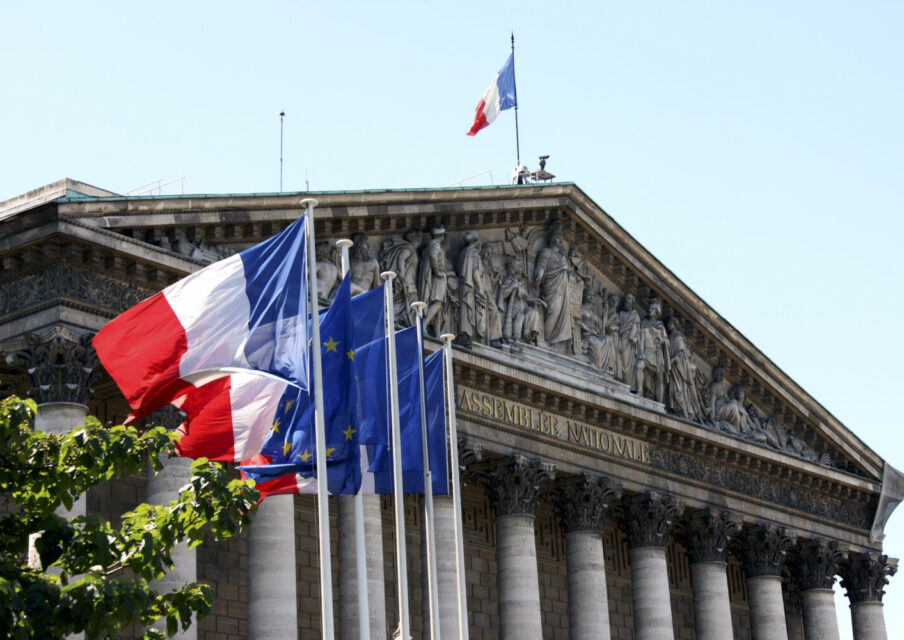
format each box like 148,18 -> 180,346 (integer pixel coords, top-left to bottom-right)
1,178 -> 900,639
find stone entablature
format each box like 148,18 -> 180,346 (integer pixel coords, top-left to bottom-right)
51,190 -> 870,480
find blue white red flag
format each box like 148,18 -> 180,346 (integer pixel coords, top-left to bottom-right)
93,216 -> 308,420
467,52 -> 517,136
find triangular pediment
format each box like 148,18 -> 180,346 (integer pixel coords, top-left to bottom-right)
41,184 -> 879,485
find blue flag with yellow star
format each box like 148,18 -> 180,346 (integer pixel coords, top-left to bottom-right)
243,274 -> 359,495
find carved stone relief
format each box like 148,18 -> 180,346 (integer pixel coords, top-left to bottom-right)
313,218 -> 839,468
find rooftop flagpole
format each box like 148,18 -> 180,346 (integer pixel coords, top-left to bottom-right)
303,198 -> 335,640
511,33 -> 521,167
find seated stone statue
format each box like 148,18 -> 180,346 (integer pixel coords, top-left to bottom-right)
714,384 -> 758,436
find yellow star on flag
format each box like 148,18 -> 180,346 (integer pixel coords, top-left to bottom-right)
325,447 -> 336,458
343,425 -> 356,442
271,419 -> 281,433
282,440 -> 292,456
284,398 -> 295,411
346,348 -> 355,361
298,449 -> 313,462
323,337 -> 339,352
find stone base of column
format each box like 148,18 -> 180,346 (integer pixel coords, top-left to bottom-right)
249,494 -> 297,640
850,601 -> 887,640
566,530 -> 610,640
689,561 -> 732,640
746,575 -> 789,640
800,588 -> 839,640
497,514 -> 543,639
629,546 -> 674,640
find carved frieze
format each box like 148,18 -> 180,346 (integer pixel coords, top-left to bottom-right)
619,490 -> 685,549
0,264 -> 154,316
555,472 -> 622,533
840,552 -> 899,604
483,453 -> 555,517
737,523 -> 797,578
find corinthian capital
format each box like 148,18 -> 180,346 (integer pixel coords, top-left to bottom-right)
791,538 -> 845,590
4,326 -> 100,405
486,453 -> 555,517
556,473 -> 622,533
738,523 -> 797,577
840,552 -> 898,604
619,490 -> 685,549
683,508 -> 742,563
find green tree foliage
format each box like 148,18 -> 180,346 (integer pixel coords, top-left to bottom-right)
0,394 -> 260,639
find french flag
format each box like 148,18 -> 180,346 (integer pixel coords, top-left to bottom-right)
467,52 -> 517,136
173,372 -> 297,463
93,215 -> 308,421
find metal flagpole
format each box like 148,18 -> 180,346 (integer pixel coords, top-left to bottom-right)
303,199 -> 335,639
412,301 -> 441,639
511,33 -> 521,167
382,271 -> 411,639
337,238 -> 370,640
440,333 -> 469,640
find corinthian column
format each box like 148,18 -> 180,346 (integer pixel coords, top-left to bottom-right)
485,453 -> 555,640
738,524 -> 797,640
790,539 -> 844,640
144,406 -> 197,640
840,552 -> 898,640
683,509 -> 741,640
557,473 -> 622,640
620,491 -> 685,640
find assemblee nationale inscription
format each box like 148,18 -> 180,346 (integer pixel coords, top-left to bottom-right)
457,386 -> 651,464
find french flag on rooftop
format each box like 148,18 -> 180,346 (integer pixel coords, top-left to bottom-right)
93,216 -> 308,421
467,52 -> 517,136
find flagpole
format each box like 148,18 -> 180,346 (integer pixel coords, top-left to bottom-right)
440,333 -> 469,640
511,32 -> 521,167
337,237 -> 371,640
412,301 -> 441,640
303,198 -> 335,640
382,271 -> 411,640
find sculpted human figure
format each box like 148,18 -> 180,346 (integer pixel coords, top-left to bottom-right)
457,231 -> 503,348
705,365 -> 730,423
315,240 -> 341,304
533,229 -> 574,351
498,259 -> 544,344
580,289 -> 618,376
714,384 -> 757,436
617,292 -> 641,386
633,298 -> 670,402
418,226 -> 455,337
665,316 -> 706,421
380,228 -> 422,327
349,232 -> 382,296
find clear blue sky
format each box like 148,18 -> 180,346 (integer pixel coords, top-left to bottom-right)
3,2 -> 902,636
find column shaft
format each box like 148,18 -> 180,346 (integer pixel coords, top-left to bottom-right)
851,601 -> 887,640
799,588 -> 839,640
147,455 -> 197,640
434,496 -> 462,639
497,515 -> 543,639
629,546 -> 674,640
566,530 -> 610,640
747,575 -> 789,640
249,495 -> 297,640
689,561 -> 732,640
363,494 -> 387,637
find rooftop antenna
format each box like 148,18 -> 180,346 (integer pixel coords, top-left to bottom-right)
305,168 -> 310,192
279,111 -> 286,192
